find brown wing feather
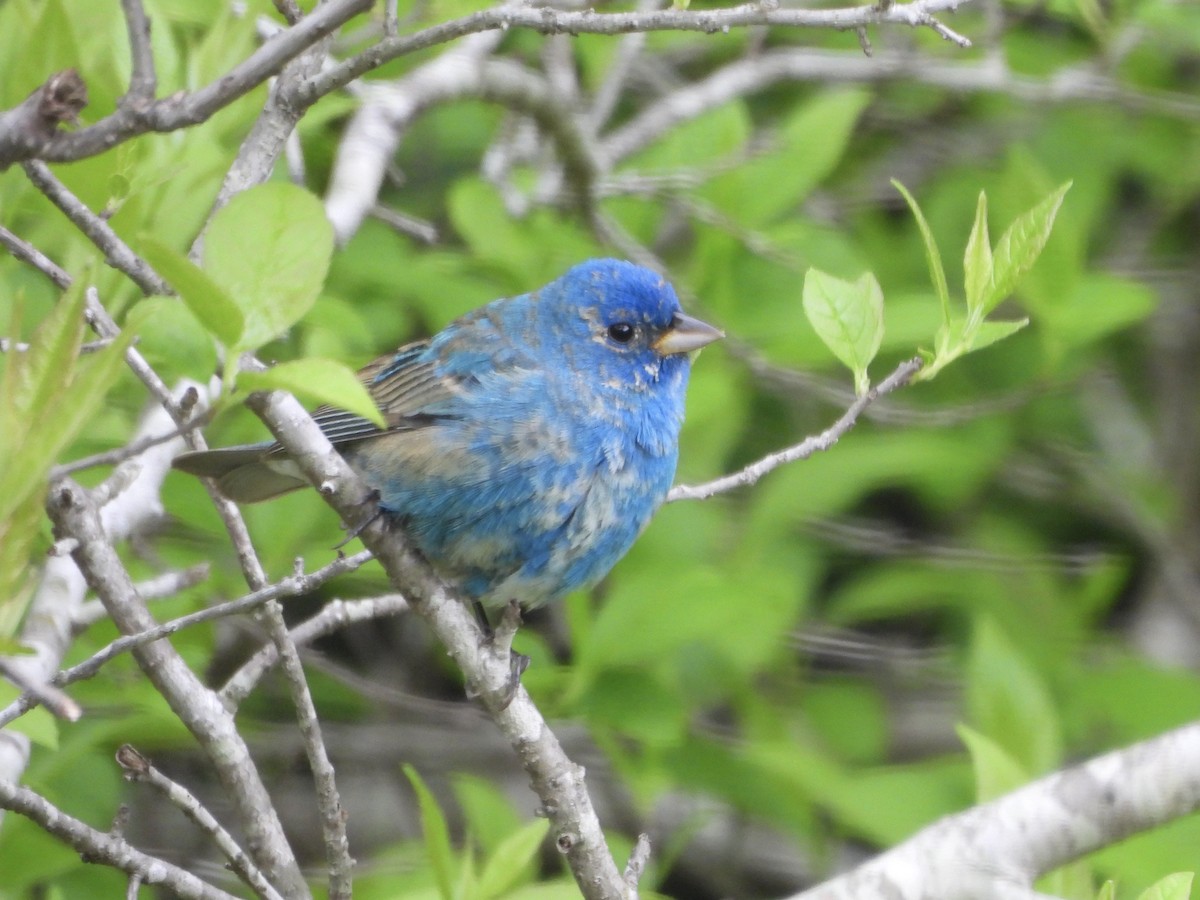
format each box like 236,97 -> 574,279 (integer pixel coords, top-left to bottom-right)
270,339 -> 459,453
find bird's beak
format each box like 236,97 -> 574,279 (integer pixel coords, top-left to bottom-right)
654,312 -> 724,356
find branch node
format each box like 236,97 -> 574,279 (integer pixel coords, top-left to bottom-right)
50,537 -> 79,557
555,831 -> 578,854
109,804 -> 132,839
856,25 -> 873,55
115,743 -> 151,780
92,462 -> 142,508
40,70 -> 89,129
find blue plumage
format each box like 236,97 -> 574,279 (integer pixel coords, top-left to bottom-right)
174,259 -> 722,609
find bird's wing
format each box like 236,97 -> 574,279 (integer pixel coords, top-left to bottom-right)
281,341 -> 462,452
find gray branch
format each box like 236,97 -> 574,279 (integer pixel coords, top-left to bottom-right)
115,745 -> 284,900
0,552 -> 371,730
0,777 -> 241,900
0,0 -> 372,169
299,0 -> 977,102
795,720 -> 1200,898
668,358 -> 924,502
44,480 -> 311,898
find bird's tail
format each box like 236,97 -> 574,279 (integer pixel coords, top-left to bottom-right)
172,443 -> 307,503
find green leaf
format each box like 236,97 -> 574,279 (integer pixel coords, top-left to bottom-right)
1039,273 -> 1156,355
238,358 -> 385,429
984,181 -> 1072,314
966,617 -> 1061,775
802,268 -> 884,395
957,723 -> 1028,802
124,296 -> 218,382
204,182 -> 334,351
704,89 -> 870,228
0,280 -> 133,633
1137,873 -> 1194,900
966,318 -> 1029,353
403,765 -> 456,900
139,237 -> 244,348
1096,882 -> 1117,900
9,279 -> 85,426
0,681 -> 58,750
11,705 -> 59,752
892,180 -> 950,327
477,819 -> 549,899
963,191 -> 993,320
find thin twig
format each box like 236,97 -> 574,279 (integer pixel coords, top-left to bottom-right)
623,833 -> 653,891
45,480 -> 310,897
0,659 -> 81,722
0,223 -> 72,288
260,600 -> 355,898
0,0 -> 373,168
119,0 -> 157,104
0,551 -> 372,729
49,412 -> 212,479
220,593 -> 411,708
73,564 -> 213,630
369,204 -> 439,243
667,357 -> 924,502
299,0 -> 976,102
115,745 -> 285,900
22,161 -> 170,296
0,778 -> 240,900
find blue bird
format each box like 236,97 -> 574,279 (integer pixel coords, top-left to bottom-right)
174,259 -> 722,610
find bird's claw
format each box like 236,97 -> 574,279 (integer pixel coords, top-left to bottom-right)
472,599 -> 527,709
333,489 -> 383,549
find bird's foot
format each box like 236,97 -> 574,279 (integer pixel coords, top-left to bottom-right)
473,599 -> 528,710
333,489 -> 383,549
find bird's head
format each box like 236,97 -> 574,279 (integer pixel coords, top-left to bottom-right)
544,259 -> 723,391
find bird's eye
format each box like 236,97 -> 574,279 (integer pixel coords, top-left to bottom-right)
607,322 -> 636,344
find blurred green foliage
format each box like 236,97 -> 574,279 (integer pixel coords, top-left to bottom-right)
2,0 -> 1200,896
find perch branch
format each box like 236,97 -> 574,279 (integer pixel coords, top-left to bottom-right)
668,357 -> 924,502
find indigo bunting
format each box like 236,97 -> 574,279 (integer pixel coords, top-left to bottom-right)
174,259 -> 722,610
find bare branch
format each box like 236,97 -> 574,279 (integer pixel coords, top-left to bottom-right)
205,15 -> 339,224
273,0 -> 305,27
119,0 -> 157,104
115,745 -> 285,900
0,0 -> 372,168
0,223 -> 72,289
22,161 -> 170,295
370,204 -> 440,243
0,659 -> 81,722
795,720 -> 1200,899
220,593 -> 411,708
668,357 -> 924,502
45,479 -> 310,897
602,47 -> 1200,164
49,412 -> 212,479
72,564 -> 213,630
299,0 -> 977,103
0,777 -> 241,900
0,70 -> 87,166
260,603 -> 355,898
0,551 -> 373,730
623,833 -> 653,891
